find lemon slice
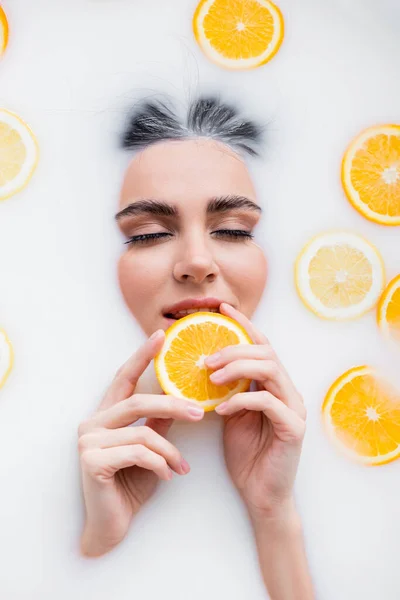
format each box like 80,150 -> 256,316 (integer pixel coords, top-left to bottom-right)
0,5 -> 9,56
0,109 -> 39,201
377,274 -> 400,343
155,312 -> 252,411
0,329 -> 13,388
193,0 -> 284,70
295,231 -> 385,320
323,366 -> 400,466
342,124 -> 400,225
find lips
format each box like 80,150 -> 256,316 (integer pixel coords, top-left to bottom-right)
163,297 -> 228,320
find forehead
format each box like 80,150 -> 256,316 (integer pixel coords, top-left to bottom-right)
119,138 -> 256,209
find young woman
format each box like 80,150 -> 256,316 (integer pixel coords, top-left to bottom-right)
77,96 -> 314,599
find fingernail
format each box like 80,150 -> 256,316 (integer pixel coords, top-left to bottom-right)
215,402 -> 228,414
180,459 -> 191,475
206,352 -> 221,366
188,405 -> 204,418
210,368 -> 225,382
149,329 -> 163,341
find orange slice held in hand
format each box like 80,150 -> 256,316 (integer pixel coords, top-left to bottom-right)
0,5 -> 9,56
323,366 -> 400,466
342,124 -> 400,225
377,274 -> 400,344
155,312 -> 252,412
193,0 -> 284,70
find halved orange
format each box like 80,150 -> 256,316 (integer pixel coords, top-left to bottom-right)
342,124 -> 400,225
0,329 -> 13,388
0,5 -> 9,56
377,274 -> 400,343
193,0 -> 284,70
322,366 -> 400,466
154,312 -> 252,411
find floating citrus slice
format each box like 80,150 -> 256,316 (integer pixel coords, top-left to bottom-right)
322,366 -> 400,466
0,329 -> 13,388
342,124 -> 400,225
0,5 -> 9,56
377,274 -> 400,343
295,231 -> 385,320
155,312 -> 252,411
0,109 -> 39,201
193,0 -> 284,70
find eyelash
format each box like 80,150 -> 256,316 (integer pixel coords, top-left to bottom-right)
124,229 -> 254,246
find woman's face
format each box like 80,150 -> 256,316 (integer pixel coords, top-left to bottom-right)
116,138 -> 268,336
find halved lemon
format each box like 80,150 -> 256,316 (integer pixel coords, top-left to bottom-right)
0,5 -> 9,56
377,274 -> 400,343
295,231 -> 385,320
193,0 -> 284,70
342,124 -> 400,225
0,109 -> 39,201
155,312 -> 252,411
323,366 -> 400,466
0,329 -> 13,388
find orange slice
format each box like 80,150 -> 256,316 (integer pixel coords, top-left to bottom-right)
193,0 -> 284,70
377,274 -> 400,343
0,329 -> 13,388
295,231 -> 385,320
323,366 -> 400,466
0,109 -> 39,201
342,124 -> 400,225
154,312 -> 252,411
0,5 -> 9,56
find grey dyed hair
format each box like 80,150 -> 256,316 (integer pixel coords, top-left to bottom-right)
121,96 -> 264,158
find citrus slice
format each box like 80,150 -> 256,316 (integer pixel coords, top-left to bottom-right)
322,366 -> 400,466
377,274 -> 400,343
0,329 -> 13,388
193,0 -> 284,70
0,109 -> 39,201
0,5 -> 9,56
155,312 -> 252,411
295,231 -> 385,320
342,124 -> 400,225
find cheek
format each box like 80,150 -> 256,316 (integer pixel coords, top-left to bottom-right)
117,253 -> 162,316
223,244 -> 268,308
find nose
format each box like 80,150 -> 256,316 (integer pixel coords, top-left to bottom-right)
173,235 -> 219,284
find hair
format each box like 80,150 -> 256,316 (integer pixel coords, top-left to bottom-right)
121,95 -> 264,158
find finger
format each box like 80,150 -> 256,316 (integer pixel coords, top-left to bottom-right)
209,358 -> 304,416
100,329 -> 166,409
82,395 -> 204,432
216,391 -> 306,444
80,445 -> 173,481
219,303 -> 269,345
78,426 -> 189,475
205,343 -> 275,369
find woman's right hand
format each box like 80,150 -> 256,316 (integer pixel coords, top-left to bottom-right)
78,329 -> 205,557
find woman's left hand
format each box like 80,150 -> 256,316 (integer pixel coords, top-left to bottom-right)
205,303 -> 306,522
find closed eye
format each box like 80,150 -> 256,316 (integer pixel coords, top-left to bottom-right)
124,229 -> 254,247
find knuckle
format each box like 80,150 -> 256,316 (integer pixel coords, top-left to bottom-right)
77,434 -> 92,453
292,419 -> 306,442
133,444 -> 147,461
129,394 -> 141,411
80,449 -> 100,472
77,420 -> 92,437
134,426 -> 152,444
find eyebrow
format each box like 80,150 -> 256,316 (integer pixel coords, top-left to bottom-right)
115,195 -> 262,221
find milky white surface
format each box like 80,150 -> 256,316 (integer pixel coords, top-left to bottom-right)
0,1 -> 399,599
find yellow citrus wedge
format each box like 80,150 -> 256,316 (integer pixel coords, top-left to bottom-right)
377,274 -> 400,343
155,312 -> 252,411
295,231 -> 385,320
0,5 -> 9,56
0,329 -> 13,388
193,0 -> 284,70
342,124 -> 400,225
0,109 -> 39,201
323,366 -> 400,466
